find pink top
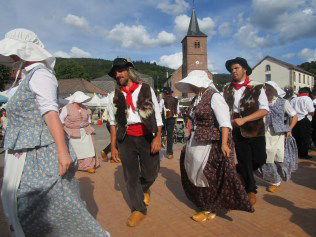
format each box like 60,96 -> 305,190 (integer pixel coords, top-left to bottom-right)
63,103 -> 94,138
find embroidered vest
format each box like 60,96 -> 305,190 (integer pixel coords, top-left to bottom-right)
63,103 -> 95,138
4,65 -> 55,150
113,83 -> 157,141
190,88 -> 221,142
223,83 -> 265,138
164,96 -> 178,119
266,98 -> 290,133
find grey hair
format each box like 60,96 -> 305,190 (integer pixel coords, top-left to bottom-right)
128,67 -> 144,84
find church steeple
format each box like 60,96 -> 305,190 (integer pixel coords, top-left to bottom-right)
186,9 -> 206,37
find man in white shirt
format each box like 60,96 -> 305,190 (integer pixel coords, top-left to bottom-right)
291,87 -> 315,159
223,57 -> 269,206
107,57 -> 162,227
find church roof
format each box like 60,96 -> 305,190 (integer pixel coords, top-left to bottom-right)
187,9 -> 207,37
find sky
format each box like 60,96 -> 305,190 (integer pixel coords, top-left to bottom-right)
1,0 -> 316,74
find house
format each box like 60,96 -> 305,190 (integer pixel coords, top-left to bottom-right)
251,56 -> 315,92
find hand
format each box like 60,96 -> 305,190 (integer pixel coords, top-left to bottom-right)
233,117 -> 246,127
286,131 -> 292,137
151,136 -> 162,154
111,147 -> 121,163
221,144 -> 231,158
58,152 -> 72,176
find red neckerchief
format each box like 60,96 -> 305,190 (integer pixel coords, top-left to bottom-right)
165,94 -> 172,96
120,82 -> 139,111
231,76 -> 252,90
298,93 -> 309,97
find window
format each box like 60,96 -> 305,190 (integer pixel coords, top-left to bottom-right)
293,72 -> 296,82
266,74 -> 271,81
299,73 -> 301,83
194,41 -> 200,48
303,75 -> 306,84
265,65 -> 271,72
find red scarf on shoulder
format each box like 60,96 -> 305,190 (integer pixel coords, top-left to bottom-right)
120,82 -> 139,111
231,76 -> 252,90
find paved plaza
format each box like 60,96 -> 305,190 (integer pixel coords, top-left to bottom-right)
0,125 -> 315,236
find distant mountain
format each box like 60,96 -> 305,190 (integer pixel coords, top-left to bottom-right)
298,61 -> 316,75
55,58 -> 174,88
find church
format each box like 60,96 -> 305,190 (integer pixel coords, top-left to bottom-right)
167,8 -> 212,98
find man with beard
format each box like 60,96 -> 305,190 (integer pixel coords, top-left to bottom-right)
107,57 -> 163,227
223,57 -> 269,205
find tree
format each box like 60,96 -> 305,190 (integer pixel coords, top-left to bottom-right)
54,60 -> 88,80
0,65 -> 10,90
298,61 -> 316,75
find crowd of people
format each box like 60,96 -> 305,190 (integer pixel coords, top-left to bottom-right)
0,28 -> 315,236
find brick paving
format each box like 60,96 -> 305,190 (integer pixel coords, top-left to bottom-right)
1,125 -> 316,236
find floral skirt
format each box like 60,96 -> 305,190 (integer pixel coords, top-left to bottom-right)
15,143 -> 109,237
180,142 -> 254,213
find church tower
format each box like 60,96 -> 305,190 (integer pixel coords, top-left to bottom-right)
181,8 -> 208,78
168,7 -> 212,98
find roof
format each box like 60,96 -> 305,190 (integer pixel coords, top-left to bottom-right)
58,79 -> 106,97
91,80 -> 116,94
253,56 -> 316,77
186,9 -> 207,37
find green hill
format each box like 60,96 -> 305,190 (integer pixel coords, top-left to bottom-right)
55,58 -> 174,87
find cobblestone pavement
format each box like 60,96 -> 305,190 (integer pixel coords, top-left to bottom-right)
1,125 -> 316,236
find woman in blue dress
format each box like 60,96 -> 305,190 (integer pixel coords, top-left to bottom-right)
0,28 -> 109,237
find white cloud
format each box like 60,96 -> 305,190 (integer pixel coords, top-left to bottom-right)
157,0 -> 189,15
64,14 -> 91,32
158,52 -> 182,69
53,47 -> 92,58
106,23 -> 176,48
53,51 -> 70,58
282,52 -> 296,59
174,14 -> 216,37
218,22 -> 232,37
234,23 -> 270,48
251,0 -> 316,42
299,48 -> 316,62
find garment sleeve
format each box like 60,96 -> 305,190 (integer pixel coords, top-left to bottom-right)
258,88 -> 270,112
306,98 -> 315,113
29,69 -> 59,115
159,99 -> 164,113
107,92 -> 117,126
211,93 -> 232,129
151,88 -> 163,126
284,100 -> 297,117
177,100 -> 180,114
59,106 -> 68,124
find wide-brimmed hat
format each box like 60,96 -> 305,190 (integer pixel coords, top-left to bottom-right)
0,28 -> 55,69
265,81 -> 286,98
225,57 -> 252,76
66,91 -> 91,104
175,70 -> 216,93
108,57 -> 135,78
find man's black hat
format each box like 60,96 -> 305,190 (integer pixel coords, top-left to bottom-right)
225,57 -> 252,76
108,57 -> 135,78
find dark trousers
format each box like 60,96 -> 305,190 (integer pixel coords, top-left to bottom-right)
102,122 -> 111,155
117,134 -> 160,214
233,128 -> 267,193
293,117 -> 312,157
166,118 -> 176,155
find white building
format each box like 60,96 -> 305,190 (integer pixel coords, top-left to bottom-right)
251,56 -> 315,93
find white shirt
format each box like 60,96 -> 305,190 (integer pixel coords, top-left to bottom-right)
233,83 -> 269,113
290,96 -> 315,121
192,92 -> 232,129
23,63 -> 58,115
108,84 -> 163,127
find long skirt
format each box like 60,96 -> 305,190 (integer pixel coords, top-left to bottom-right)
256,136 -> 298,184
1,142 -> 109,237
180,142 -> 254,213
70,128 -> 99,171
